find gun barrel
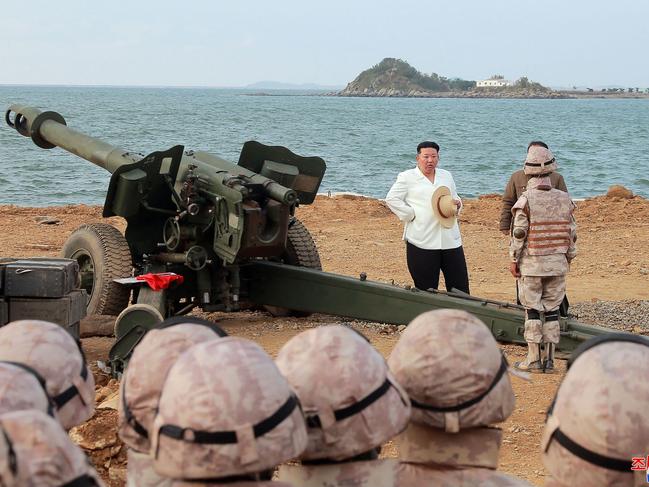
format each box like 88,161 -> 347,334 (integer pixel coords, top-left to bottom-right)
5,104 -> 140,173
190,151 -> 298,205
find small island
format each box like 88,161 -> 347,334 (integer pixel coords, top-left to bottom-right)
334,58 -> 649,99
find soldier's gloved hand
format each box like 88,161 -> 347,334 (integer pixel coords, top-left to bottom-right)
500,229 -> 510,236
509,261 -> 520,278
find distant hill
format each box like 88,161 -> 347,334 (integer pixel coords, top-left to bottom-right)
245,81 -> 343,90
338,58 -> 557,98
339,58 -> 474,96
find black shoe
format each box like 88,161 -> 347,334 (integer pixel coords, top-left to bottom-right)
543,359 -> 555,373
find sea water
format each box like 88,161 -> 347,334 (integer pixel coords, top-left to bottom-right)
1,86 -> 647,206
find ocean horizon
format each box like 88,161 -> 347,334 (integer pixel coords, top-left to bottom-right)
1,86 -> 648,206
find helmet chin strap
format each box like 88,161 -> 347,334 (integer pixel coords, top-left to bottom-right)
544,333 -> 649,472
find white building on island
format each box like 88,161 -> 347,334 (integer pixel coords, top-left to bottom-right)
477,76 -> 512,88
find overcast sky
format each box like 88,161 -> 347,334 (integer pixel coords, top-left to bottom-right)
2,0 -> 647,88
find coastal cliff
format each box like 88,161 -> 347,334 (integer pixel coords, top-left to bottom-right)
337,58 -> 568,98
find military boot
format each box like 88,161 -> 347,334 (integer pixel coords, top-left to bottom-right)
517,317 -> 543,372
541,343 -> 556,373
514,343 -> 543,373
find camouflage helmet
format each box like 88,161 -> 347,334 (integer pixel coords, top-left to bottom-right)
542,336 -> 649,487
151,337 -> 307,480
119,320 -> 226,453
524,146 -> 557,175
0,320 -> 94,430
276,325 -> 411,461
388,309 -> 515,432
526,175 -> 553,191
0,362 -> 54,417
0,409 -> 104,486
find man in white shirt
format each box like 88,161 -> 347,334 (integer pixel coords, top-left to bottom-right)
386,141 -> 470,294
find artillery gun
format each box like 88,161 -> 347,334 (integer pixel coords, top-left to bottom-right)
5,104 -> 616,372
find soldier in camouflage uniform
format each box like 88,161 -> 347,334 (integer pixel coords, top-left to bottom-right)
499,141 -> 569,234
0,320 -> 95,429
509,146 -> 577,372
274,325 -> 411,487
118,319 -> 226,487
388,309 -> 532,487
0,409 -> 104,486
151,337 -> 307,486
542,335 -> 649,486
0,362 -> 55,417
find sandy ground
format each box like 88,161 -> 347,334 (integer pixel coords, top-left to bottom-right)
1,191 -> 648,486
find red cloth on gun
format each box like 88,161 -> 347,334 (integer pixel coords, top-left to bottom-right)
135,273 -> 184,291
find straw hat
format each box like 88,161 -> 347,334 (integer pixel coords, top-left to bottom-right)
431,186 -> 458,229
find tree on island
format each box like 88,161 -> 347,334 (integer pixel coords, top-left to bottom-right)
513,76 -> 549,92
517,77 -> 530,88
347,58 -> 476,93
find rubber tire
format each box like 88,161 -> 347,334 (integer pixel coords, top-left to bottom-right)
62,223 -> 132,316
285,219 -> 322,270
265,219 -> 321,317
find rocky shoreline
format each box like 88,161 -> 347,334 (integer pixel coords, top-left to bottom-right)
333,88 -> 570,99
329,88 -> 649,99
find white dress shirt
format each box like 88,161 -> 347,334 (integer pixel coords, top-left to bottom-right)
385,167 -> 463,250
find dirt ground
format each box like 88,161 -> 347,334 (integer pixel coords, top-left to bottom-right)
1,191 -> 648,486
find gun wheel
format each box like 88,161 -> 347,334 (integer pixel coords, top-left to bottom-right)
265,218 -> 321,318
62,223 -> 133,316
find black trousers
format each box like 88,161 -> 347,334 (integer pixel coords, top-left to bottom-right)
406,242 -> 470,294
